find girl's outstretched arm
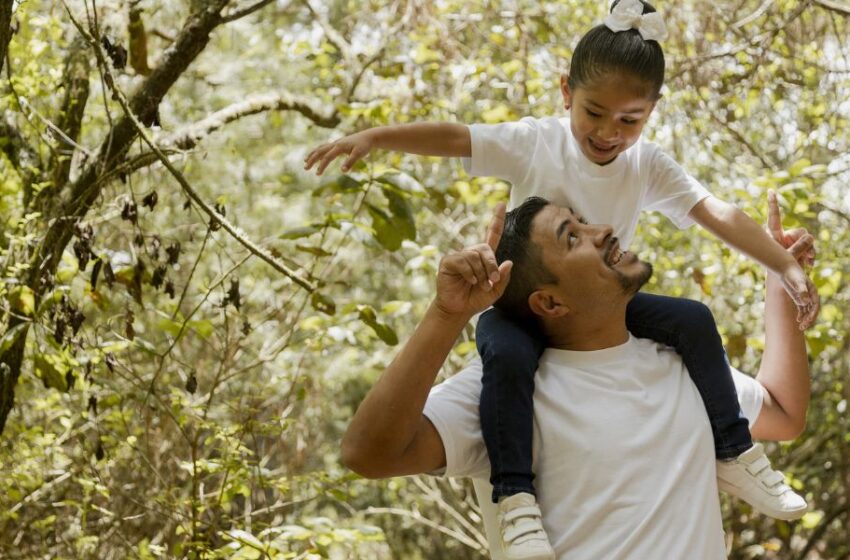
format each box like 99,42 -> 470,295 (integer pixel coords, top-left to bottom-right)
689,195 -> 820,329
304,122 -> 471,175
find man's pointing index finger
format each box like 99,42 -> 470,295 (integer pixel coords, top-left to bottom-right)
486,203 -> 507,251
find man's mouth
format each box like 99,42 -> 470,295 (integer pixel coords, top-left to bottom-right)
605,239 -> 624,266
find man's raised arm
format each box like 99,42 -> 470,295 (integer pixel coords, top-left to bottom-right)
341,205 -> 513,478
751,191 -> 816,441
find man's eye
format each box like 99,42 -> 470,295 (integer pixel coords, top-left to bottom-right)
586,110 -> 600,118
622,119 -> 637,125
579,217 -> 588,225
568,232 -> 578,246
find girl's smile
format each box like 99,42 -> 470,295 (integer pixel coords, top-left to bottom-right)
560,73 -> 658,166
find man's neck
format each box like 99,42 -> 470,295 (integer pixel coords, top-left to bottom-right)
543,309 -> 631,351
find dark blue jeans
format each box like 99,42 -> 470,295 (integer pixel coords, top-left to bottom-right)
476,292 -> 753,502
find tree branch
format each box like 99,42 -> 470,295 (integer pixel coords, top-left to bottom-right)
48,38 -> 93,194
301,0 -> 353,61
813,0 -> 850,16
168,92 -> 339,150
103,92 -> 338,180
222,0 -> 281,23
0,0 -> 13,77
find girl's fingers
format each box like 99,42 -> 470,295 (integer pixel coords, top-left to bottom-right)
342,146 -> 366,172
315,145 -> 348,175
304,144 -> 332,169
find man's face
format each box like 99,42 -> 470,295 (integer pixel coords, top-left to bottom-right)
530,205 -> 652,311
560,74 -> 657,166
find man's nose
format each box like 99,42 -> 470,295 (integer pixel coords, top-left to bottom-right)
581,223 -> 614,246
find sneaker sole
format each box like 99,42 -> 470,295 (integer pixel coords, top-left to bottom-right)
717,480 -> 808,520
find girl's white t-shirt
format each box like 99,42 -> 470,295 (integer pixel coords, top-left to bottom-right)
423,336 -> 764,560
463,116 -> 711,249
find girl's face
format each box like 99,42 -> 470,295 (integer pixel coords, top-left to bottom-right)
560,73 -> 658,166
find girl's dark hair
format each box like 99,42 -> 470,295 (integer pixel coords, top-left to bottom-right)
568,0 -> 666,99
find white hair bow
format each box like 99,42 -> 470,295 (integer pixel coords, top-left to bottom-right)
604,0 -> 668,42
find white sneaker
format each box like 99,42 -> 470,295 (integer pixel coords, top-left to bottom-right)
497,493 -> 555,560
716,443 -> 807,520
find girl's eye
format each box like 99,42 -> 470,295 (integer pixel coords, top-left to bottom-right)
622,119 -> 637,125
586,109 -> 600,118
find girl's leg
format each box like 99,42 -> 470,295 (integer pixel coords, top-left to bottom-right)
477,307 -> 545,502
625,292 -> 752,459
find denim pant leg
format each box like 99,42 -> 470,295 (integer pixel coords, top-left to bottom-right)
477,307 -> 545,502
625,292 -> 752,459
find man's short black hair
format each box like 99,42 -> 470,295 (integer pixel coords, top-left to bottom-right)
494,196 -> 558,320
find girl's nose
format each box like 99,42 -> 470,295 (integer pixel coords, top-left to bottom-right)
597,121 -> 620,141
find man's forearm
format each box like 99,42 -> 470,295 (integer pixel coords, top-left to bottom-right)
370,122 -> 472,158
691,197 -> 797,274
341,303 -> 471,474
753,274 -> 811,439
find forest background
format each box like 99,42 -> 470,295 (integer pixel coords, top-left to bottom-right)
0,0 -> 848,558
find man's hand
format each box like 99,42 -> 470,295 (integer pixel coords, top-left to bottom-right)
767,190 -> 820,330
304,129 -> 375,175
434,203 -> 513,318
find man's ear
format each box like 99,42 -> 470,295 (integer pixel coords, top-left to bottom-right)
528,289 -> 570,318
560,74 -> 572,110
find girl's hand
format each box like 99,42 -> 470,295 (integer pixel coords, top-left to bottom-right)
768,190 -> 820,330
304,129 -> 375,175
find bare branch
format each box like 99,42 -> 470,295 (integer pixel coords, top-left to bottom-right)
732,0 -> 775,28
168,92 -> 339,150
302,0 -> 353,61
105,92 -> 338,180
222,0 -> 281,23
813,0 -> 850,16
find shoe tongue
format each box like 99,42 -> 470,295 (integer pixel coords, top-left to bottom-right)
502,492 -> 536,509
739,443 -> 763,462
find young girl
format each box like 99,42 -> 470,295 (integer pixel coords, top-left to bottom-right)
306,2 -> 819,559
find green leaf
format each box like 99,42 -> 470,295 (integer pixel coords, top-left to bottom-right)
34,353 -> 70,392
295,244 -> 332,257
313,174 -> 364,197
279,226 -> 321,240
0,323 -> 28,355
311,292 -> 336,316
357,305 -> 398,346
9,285 -> 35,316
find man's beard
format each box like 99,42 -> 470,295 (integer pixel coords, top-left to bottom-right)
615,261 -> 653,295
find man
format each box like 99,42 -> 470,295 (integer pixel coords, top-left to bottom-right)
342,195 -> 812,559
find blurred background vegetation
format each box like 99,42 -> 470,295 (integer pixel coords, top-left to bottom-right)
0,0 -> 847,558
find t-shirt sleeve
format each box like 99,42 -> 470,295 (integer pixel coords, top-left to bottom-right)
731,367 -> 765,427
643,144 -> 712,229
422,360 -> 491,479
461,118 -> 539,184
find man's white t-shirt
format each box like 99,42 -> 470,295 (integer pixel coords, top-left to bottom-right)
423,336 -> 764,560
463,117 -> 711,248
